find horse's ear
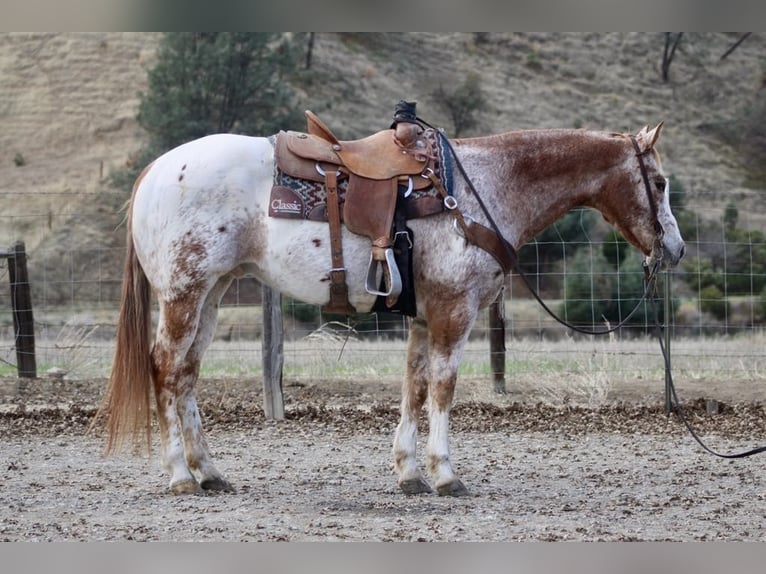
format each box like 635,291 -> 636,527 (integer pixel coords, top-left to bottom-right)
647,121 -> 664,147
636,121 -> 664,151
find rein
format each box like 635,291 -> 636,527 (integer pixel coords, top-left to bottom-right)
649,296 -> 766,459
419,117 -> 766,460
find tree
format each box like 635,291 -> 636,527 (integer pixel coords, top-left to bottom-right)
602,229 -> 629,268
720,32 -> 752,60
661,32 -> 683,83
431,73 -> 488,136
560,248 -> 669,331
113,32 -> 304,189
559,248 -> 615,326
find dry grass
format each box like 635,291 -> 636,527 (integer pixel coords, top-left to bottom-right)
8,328 -> 764,410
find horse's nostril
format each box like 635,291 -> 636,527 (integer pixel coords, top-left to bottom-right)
680,244 -> 686,259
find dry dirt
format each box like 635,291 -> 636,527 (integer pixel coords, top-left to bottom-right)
2,375 -> 766,541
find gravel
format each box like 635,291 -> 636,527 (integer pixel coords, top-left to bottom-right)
2,376 -> 766,541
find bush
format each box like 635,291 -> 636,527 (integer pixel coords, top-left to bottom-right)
683,229 -> 766,297
431,72 -> 488,136
560,248 -> 671,330
602,229 -> 629,268
111,32 -> 305,190
699,284 -> 729,320
283,297 -> 320,324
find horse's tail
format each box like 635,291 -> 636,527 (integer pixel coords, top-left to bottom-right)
90,177 -> 154,455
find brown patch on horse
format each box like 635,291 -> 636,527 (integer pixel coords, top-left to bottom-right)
170,236 -> 208,296
404,319 -> 430,415
423,297 -> 473,411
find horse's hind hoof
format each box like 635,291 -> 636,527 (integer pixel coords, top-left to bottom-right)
436,480 -> 469,497
399,477 -> 433,495
201,476 -> 235,493
170,478 -> 203,495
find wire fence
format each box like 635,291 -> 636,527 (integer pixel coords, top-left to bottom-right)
1,188 -> 765,402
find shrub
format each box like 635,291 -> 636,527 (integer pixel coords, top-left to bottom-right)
431,73 -> 488,136
699,284 -> 729,320
602,229 -> 629,268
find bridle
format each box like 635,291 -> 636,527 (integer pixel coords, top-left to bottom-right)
630,134 -> 664,239
630,135 -> 669,278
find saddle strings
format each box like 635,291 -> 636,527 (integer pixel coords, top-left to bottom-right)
418,116 -> 766,459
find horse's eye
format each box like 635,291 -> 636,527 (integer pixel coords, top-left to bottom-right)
654,178 -> 666,193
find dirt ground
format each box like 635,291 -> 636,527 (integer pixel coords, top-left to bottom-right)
1,375 -> 766,542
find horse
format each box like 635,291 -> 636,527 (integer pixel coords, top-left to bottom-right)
95,120 -> 685,496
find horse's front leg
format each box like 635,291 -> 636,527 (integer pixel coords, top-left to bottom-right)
393,318 -> 432,494
424,303 -> 474,496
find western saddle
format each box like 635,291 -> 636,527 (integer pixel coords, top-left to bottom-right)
272,102 -> 515,316
274,103 -> 444,315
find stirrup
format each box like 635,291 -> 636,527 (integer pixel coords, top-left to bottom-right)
364,248 -> 402,298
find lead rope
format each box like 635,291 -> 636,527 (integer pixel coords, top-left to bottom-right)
649,292 -> 766,459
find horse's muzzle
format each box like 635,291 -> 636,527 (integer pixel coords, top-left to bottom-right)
649,238 -> 686,269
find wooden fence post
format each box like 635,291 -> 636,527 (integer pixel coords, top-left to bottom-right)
7,241 -> 37,378
261,284 -> 285,420
488,286 -> 506,393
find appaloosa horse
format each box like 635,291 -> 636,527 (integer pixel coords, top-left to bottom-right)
96,121 -> 685,496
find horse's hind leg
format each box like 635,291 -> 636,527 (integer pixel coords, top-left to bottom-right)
176,275 -> 235,492
152,276 -> 234,495
152,292 -> 206,494
393,318 -> 433,494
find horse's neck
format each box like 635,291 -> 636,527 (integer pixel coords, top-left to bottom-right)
456,130 -> 625,247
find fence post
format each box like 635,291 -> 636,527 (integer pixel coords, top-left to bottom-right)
261,284 -> 285,420
8,241 -> 37,378
489,287 -> 506,393
664,271 -> 672,414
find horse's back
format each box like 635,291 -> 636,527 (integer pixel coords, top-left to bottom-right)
137,133 -> 272,198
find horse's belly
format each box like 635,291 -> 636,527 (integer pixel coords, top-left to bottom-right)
258,219 -> 377,310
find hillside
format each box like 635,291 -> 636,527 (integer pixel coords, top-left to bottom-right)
1,32 -> 764,279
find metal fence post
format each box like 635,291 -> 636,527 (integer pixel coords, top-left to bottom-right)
8,241 -> 37,378
664,271 -> 672,414
489,287 -> 506,393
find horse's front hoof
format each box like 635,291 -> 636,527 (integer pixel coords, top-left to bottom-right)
399,477 -> 433,495
436,480 -> 469,497
170,478 -> 203,495
201,476 -> 235,493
